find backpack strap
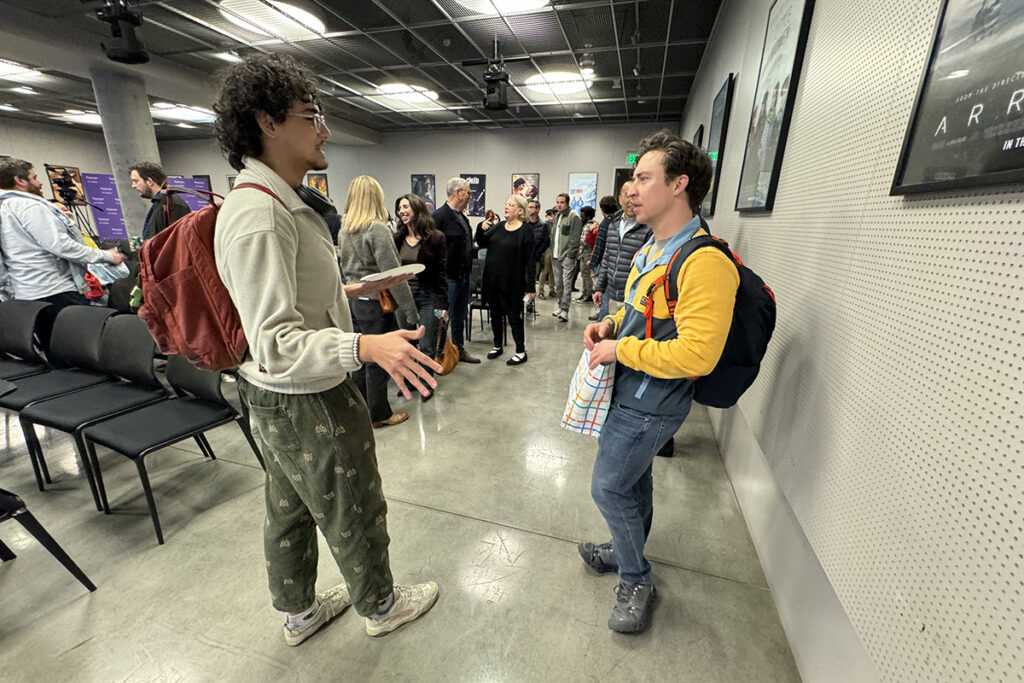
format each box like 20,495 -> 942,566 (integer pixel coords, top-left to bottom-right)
639,235 -> 736,338
232,182 -> 288,209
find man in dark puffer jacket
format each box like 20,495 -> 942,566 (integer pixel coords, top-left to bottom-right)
592,180 -> 651,318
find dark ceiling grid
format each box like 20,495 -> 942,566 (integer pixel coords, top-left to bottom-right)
547,3 -> 607,124
654,0 -> 675,120
609,0 -> 631,122
424,0 -> 552,128
356,0 -> 521,129
186,0 -> 437,129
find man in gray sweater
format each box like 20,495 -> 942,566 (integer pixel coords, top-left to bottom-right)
213,53 -> 440,646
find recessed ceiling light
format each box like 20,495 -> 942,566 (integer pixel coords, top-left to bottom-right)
150,103 -> 216,123
65,109 -> 84,115
176,123 -> 196,128
10,86 -> 38,95
376,83 -> 440,110
213,51 -> 243,63
525,72 -> 591,95
219,0 -> 325,41
0,104 -> 18,111
56,112 -> 103,126
0,59 -> 42,81
456,0 -> 548,15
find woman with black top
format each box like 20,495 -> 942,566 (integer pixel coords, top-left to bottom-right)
394,193 -> 448,402
475,194 -> 535,366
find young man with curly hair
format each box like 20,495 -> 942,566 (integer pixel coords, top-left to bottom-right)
578,129 -> 739,633
212,53 -> 441,645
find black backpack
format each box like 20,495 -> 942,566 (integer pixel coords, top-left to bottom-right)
650,235 -> 776,408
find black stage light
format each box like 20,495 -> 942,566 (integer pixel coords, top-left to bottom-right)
483,68 -> 508,111
95,0 -> 150,64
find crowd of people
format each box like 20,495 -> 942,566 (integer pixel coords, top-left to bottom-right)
0,52 -> 736,644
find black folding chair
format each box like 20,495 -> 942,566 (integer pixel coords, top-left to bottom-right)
19,315 -> 169,510
0,300 -> 51,380
81,356 -> 263,544
0,487 -> 96,591
0,306 -> 117,506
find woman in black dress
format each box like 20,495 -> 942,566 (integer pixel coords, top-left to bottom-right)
474,195 -> 535,366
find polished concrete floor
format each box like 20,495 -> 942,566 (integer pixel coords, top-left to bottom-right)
0,298 -> 800,682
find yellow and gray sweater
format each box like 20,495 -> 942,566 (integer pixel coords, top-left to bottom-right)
604,216 -> 739,416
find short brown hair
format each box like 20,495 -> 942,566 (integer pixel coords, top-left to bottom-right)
0,158 -> 33,190
130,162 -> 167,186
637,128 -> 712,212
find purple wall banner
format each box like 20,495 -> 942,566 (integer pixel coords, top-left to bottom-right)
166,176 -> 212,212
81,173 -> 127,240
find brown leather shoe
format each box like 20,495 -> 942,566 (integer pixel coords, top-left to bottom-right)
458,348 -> 481,364
373,412 -> 409,429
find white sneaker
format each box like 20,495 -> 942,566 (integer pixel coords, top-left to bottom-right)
557,310 -> 569,322
365,582 -> 439,637
283,582 -> 352,646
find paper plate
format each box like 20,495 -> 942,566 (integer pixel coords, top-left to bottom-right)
360,263 -> 425,282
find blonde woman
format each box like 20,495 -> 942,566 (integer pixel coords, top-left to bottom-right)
474,194 -> 535,366
339,175 -> 418,428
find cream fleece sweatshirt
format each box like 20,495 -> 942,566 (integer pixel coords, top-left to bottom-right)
214,157 -> 360,394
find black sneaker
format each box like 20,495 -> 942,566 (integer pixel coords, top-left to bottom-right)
578,541 -> 618,573
608,581 -> 656,634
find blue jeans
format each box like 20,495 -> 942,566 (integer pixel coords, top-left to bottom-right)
597,288 -> 609,320
447,273 -> 470,350
590,402 -> 689,584
412,288 -> 441,376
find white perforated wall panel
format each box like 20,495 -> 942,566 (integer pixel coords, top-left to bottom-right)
681,0 -> 1023,681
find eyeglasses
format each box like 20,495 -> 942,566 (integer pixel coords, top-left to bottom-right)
289,112 -> 330,135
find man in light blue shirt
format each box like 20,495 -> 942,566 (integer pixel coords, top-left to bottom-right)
0,158 -> 123,345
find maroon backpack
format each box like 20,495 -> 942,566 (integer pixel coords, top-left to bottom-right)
137,183 -> 285,370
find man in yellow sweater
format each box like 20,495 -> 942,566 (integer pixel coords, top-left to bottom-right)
579,129 -> 739,633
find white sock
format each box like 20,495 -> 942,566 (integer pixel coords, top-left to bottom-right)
285,599 -> 319,629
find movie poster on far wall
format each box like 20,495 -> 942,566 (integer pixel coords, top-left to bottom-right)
411,174 -> 436,210
568,172 -> 598,213
460,173 -> 486,217
511,173 -> 540,201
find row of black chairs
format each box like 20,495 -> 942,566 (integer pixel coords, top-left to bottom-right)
0,301 -> 263,557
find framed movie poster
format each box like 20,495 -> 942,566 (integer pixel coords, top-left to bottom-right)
703,73 -> 736,217
411,174 -> 435,210
460,173 -> 486,216
613,167 -> 634,198
735,0 -> 816,212
511,173 -> 540,202
226,174 -> 237,190
568,172 -> 598,213
692,124 -> 705,148
891,0 -> 1024,194
306,172 -> 329,197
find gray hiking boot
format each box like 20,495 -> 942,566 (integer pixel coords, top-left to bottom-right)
578,540 -> 618,574
607,581 -> 656,634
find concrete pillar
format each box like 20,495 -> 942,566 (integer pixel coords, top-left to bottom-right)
89,67 -> 160,239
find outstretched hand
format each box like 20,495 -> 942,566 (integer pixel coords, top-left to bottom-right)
358,326 -> 441,399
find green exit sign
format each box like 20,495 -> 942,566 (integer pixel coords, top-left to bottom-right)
627,152 -> 638,164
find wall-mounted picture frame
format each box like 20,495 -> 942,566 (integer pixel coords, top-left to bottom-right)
511,173 -> 540,202
460,173 -> 486,217
568,172 -> 598,213
703,73 -> 736,217
735,0 -> 816,212
692,124 -> 705,148
44,164 -> 86,203
891,0 -> 1024,195
226,174 -> 237,190
411,174 -> 435,210
306,172 -> 329,197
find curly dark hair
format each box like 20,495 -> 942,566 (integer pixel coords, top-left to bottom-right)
637,128 -> 712,213
213,53 -> 321,171
580,205 -> 595,222
395,193 -> 439,240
